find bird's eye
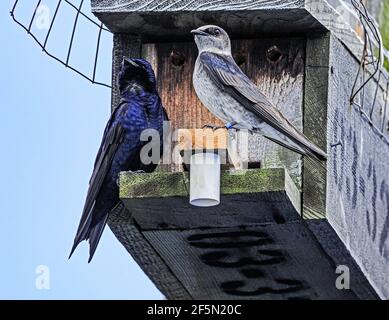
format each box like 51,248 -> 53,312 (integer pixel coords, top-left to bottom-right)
214,29 -> 221,36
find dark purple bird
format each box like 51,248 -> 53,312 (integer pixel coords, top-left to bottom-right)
69,58 -> 167,262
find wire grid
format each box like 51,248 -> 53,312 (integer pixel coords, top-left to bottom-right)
10,0 -> 112,88
350,0 -> 389,138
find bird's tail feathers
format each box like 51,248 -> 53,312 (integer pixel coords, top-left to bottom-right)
68,213 -> 108,263
68,217 -> 92,260
304,146 -> 327,162
265,135 -> 305,156
264,135 -> 327,162
87,214 -> 109,263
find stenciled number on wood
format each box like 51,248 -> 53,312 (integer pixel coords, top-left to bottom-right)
187,230 -> 310,299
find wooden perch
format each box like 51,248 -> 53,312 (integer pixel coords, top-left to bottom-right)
176,128 -> 252,170
177,128 -> 228,152
177,128 -> 229,169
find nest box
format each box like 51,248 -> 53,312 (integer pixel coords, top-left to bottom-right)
90,0 -> 388,299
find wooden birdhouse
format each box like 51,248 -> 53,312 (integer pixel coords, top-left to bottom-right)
91,0 -> 389,299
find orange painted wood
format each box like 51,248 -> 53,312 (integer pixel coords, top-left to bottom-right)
177,128 -> 228,152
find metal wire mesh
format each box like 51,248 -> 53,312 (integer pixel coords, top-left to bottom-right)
10,0 -> 112,88
350,0 -> 389,137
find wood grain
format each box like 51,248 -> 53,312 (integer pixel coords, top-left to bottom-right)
91,0 -> 323,39
232,38 -> 305,187
143,223 -> 360,299
307,219 -> 379,300
91,0 -> 305,12
145,41 -> 223,130
303,33 -> 330,219
326,35 -> 389,299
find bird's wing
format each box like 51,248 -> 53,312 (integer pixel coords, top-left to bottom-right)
199,52 -> 327,160
69,103 -> 126,258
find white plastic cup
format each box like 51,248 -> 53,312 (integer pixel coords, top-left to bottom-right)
189,152 -> 221,207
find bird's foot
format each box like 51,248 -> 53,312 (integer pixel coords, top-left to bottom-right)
202,121 -> 238,131
225,121 -> 238,130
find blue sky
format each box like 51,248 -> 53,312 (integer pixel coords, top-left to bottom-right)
0,0 -> 162,299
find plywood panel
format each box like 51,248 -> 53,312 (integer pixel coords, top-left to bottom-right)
144,223 -> 359,300
327,35 -> 389,299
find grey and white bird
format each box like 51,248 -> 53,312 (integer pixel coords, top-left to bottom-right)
191,25 -> 327,161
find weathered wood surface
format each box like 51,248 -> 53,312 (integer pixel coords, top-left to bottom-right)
233,38 -> 305,187
143,38 -> 305,184
92,0 -> 363,62
143,41 -> 223,130
96,0 -> 388,90
326,35 -> 389,299
306,219 -> 379,300
119,168 -> 301,230
108,204 -> 378,299
306,0 -> 386,68
303,33 -> 330,219
143,222 -> 361,299
92,0 -> 305,11
326,0 -> 383,25
91,0 -> 319,39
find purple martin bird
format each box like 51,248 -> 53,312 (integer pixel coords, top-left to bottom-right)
69,58 -> 167,262
191,25 -> 327,160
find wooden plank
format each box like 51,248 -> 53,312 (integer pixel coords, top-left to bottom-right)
143,222 -> 360,300
145,41 -> 223,131
303,33 -> 330,219
91,0 -> 305,12
307,219 -> 379,300
177,128 -> 228,152
91,0 -> 321,38
119,169 -> 301,230
326,35 -> 389,299
232,38 -> 305,187
95,0 -> 389,85
325,1 -> 383,39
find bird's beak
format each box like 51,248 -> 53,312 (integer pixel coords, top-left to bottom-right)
123,57 -> 140,68
191,29 -> 209,36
